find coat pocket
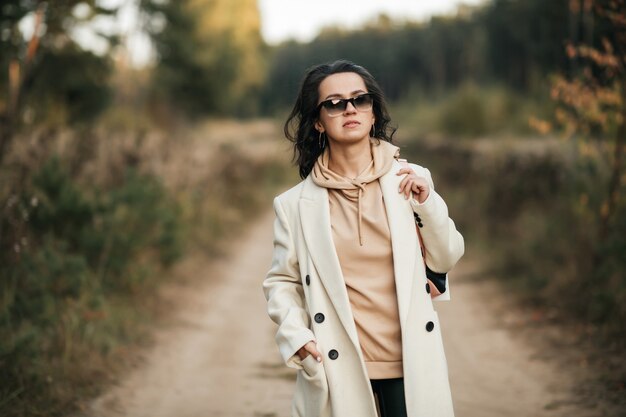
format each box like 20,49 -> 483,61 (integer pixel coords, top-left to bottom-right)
293,356 -> 330,417
300,354 -> 320,377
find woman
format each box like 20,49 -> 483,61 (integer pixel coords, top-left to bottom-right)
262,60 -> 464,417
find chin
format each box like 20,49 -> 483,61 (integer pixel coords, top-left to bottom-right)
331,130 -> 370,143
333,136 -> 369,146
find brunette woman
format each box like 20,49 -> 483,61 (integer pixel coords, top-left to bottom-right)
263,60 -> 464,417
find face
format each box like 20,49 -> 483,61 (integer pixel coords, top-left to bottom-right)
315,72 -> 375,147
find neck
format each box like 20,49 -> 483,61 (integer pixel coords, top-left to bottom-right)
327,138 -> 372,179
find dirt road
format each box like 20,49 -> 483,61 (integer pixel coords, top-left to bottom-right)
85,210 -> 590,417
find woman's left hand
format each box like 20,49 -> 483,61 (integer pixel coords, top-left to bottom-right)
397,168 -> 430,203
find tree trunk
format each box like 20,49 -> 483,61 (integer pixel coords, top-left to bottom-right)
0,4 -> 45,164
598,83 -> 626,243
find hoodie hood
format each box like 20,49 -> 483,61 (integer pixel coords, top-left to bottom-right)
311,139 -> 400,245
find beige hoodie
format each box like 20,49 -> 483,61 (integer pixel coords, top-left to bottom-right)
311,139 -> 403,379
312,139 -> 399,245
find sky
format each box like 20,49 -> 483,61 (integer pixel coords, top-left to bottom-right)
20,0 -> 486,67
258,0 -> 486,45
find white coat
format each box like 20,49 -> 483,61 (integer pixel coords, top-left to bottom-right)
263,159 -> 465,417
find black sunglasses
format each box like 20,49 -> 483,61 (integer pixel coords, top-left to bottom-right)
317,93 -> 374,117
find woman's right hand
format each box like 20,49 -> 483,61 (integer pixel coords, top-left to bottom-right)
297,340 -> 323,363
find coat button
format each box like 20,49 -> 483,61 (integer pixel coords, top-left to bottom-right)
328,349 -> 339,360
426,321 -> 435,332
418,222 -> 424,228
426,282 -> 431,294
305,275 -> 310,285
314,313 -> 325,323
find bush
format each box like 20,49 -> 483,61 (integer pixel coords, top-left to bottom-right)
393,83 -> 555,139
0,157 -> 182,416
439,84 -> 488,137
401,137 -> 626,339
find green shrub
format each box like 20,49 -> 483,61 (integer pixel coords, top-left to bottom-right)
483,152 -> 566,230
393,84 -> 554,138
439,84 -> 488,137
0,157 -> 183,416
401,137 -> 625,340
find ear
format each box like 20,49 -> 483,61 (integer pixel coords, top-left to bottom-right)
315,120 -> 324,132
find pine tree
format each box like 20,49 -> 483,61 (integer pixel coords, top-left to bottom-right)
140,0 -> 264,116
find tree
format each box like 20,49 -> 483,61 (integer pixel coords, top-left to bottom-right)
549,0 -> 625,245
483,0 -> 571,91
0,0 -> 115,161
140,0 -> 264,116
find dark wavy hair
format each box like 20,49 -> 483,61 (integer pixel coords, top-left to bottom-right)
284,60 -> 397,179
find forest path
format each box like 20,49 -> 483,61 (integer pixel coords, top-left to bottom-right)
84,210 -> 589,417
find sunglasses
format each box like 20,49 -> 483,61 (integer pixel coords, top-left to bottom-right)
317,93 -> 374,117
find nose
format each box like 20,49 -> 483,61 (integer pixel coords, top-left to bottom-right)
344,101 -> 357,114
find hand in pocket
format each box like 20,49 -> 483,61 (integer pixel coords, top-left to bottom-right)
297,340 -> 322,363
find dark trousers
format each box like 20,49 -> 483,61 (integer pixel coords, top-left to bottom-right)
369,378 -> 408,417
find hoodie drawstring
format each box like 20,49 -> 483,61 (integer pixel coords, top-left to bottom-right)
351,181 -> 367,246
310,139 -> 400,247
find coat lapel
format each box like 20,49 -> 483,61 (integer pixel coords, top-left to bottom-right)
299,176 -> 361,350
299,160 -> 418,348
379,160 -> 418,328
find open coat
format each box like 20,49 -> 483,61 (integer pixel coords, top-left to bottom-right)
263,159 -> 465,417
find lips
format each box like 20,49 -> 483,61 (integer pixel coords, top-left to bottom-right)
343,120 -> 360,127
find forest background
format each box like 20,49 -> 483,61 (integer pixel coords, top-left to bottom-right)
1,0 -> 624,415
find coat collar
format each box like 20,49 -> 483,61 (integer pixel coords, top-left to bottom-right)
299,159 -> 417,350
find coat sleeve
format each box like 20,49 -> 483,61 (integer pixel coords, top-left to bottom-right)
262,196 -> 316,369
408,164 -> 465,287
